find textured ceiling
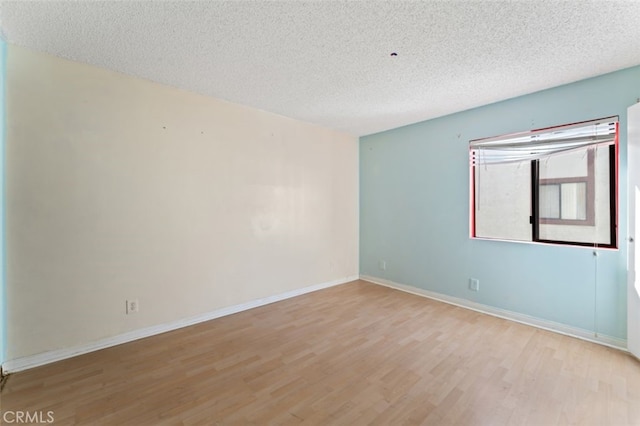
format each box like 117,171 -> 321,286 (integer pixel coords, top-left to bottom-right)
1,1 -> 640,136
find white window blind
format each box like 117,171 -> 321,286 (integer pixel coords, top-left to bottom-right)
470,117 -> 618,165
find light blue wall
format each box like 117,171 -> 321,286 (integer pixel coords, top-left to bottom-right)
360,66 -> 640,340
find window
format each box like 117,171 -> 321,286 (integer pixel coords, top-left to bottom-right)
470,117 -> 618,248
538,149 -> 594,225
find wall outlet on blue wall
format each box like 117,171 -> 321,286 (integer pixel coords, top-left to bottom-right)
469,279 -> 480,292
378,260 -> 386,271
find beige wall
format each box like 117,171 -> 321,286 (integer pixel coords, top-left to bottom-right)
6,46 -> 358,360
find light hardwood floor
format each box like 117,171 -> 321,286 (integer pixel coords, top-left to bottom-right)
2,280 -> 640,425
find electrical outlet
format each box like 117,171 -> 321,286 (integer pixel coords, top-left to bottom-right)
469,278 -> 480,292
126,299 -> 139,314
378,260 -> 386,271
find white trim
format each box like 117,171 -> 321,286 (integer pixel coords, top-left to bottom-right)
360,275 -> 627,351
2,275 -> 358,374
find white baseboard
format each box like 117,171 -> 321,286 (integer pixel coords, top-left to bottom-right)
360,275 -> 627,351
2,275 -> 359,374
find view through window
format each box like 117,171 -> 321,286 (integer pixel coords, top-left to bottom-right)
470,117 -> 618,248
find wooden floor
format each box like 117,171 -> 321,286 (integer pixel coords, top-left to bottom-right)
2,280 -> 640,425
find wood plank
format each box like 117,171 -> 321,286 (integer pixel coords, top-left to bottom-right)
2,280 -> 639,424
